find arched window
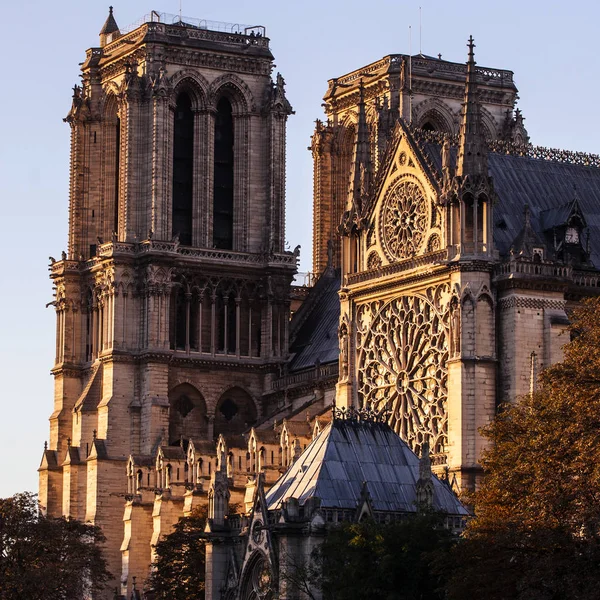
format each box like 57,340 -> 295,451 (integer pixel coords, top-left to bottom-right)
213,98 -> 234,249
114,117 -> 121,230
168,384 -> 208,445
103,95 -> 120,241
421,121 -> 436,132
214,387 -> 257,439
172,93 -> 194,246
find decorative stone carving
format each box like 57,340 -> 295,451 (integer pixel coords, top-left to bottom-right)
366,252 -> 382,270
380,177 -> 428,261
356,291 -> 449,456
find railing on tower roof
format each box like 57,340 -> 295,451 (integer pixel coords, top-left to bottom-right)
121,11 -> 266,37
331,54 -> 513,87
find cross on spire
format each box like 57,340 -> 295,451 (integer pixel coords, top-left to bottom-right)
456,35 -> 488,178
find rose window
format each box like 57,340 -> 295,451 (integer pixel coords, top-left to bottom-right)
381,179 -> 428,261
356,295 -> 449,457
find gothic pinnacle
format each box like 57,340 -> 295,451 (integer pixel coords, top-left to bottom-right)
456,35 -> 488,178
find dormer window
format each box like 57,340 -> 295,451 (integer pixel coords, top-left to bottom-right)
565,227 -> 579,245
532,247 -> 544,262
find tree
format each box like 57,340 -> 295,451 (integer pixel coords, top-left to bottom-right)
0,492 -> 110,600
318,514 -> 453,600
146,507 -> 208,600
445,297 -> 600,600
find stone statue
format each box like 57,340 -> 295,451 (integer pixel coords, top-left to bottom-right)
442,137 -> 452,183
339,324 -> 349,381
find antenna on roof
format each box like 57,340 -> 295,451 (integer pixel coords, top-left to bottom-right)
419,6 -> 422,55
409,25 -> 413,124
179,0 -> 183,22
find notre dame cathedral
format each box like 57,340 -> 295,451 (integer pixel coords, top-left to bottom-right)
39,8 -> 600,599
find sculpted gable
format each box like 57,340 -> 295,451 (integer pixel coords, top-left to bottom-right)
365,122 -> 443,269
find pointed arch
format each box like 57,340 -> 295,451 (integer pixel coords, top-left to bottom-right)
167,383 -> 208,445
169,70 -> 209,110
479,105 -> 499,140
414,98 -> 457,135
209,73 -> 255,114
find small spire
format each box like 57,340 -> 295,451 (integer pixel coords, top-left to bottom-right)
418,441 -> 432,482
44,441 -> 48,452
92,429 -> 97,441
100,6 -> 120,46
347,79 -> 371,215
456,36 -> 488,178
293,438 -> 302,463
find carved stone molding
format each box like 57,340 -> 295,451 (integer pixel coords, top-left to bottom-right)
498,296 -> 566,311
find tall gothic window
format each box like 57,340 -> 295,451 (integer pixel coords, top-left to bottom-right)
114,116 -> 120,233
172,93 -> 194,246
213,98 -> 234,249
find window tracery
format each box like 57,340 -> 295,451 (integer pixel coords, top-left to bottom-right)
356,291 -> 449,457
241,552 -> 273,600
380,178 -> 428,261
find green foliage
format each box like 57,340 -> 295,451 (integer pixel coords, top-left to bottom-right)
444,297 -> 600,600
147,507 -> 207,600
318,513 -> 454,600
0,492 -> 110,600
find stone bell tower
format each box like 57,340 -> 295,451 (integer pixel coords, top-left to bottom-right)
39,7 -> 294,589
441,36 -> 497,489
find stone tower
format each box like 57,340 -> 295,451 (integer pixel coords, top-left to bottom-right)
311,48 -> 525,277
335,37 -> 502,489
39,8 -> 294,589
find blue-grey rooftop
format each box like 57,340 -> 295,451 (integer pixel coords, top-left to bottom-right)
266,419 -> 468,516
424,143 -> 600,267
288,267 -> 341,372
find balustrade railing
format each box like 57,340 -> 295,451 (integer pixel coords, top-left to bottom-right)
117,13 -> 269,47
494,259 -> 571,279
272,363 -> 339,391
91,240 -> 294,266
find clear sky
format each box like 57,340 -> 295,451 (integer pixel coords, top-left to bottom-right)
1,0 -> 599,497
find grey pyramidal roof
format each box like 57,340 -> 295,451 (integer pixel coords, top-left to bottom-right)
100,6 -> 119,35
266,419 -> 468,516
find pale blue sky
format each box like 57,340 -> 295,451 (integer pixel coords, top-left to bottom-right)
1,0 -> 598,497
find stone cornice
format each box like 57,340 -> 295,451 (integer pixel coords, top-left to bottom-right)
346,263 -> 451,301
51,364 -> 86,378
497,296 -> 566,311
99,349 -> 286,371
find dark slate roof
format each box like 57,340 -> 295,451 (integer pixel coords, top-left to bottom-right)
130,455 -> 155,468
266,419 -> 468,515
424,143 -> 600,266
251,428 -> 280,445
288,267 -> 341,371
160,446 -> 186,460
100,7 -> 119,35
189,439 -> 217,455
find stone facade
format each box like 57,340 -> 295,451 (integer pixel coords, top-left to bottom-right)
39,10 -> 299,596
40,11 -> 600,600
311,47 -> 527,276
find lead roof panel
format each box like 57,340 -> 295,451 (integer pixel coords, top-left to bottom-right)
266,420 -> 468,516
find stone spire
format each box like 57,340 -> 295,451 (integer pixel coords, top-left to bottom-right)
99,6 -> 120,47
456,36 -> 487,178
348,79 -> 371,215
